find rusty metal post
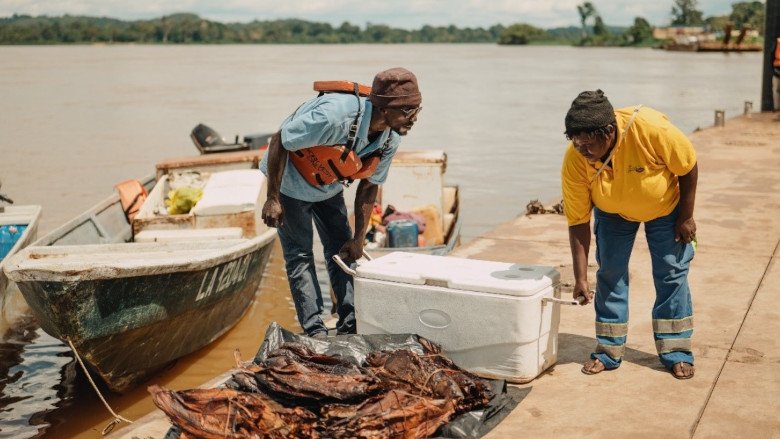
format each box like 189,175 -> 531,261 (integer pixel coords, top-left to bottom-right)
714,110 -> 725,127
761,0 -> 779,111
744,101 -> 753,116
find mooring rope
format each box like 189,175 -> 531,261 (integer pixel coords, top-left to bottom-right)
66,338 -> 134,435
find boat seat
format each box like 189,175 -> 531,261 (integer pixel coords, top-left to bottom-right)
191,169 -> 265,216
134,227 -> 244,243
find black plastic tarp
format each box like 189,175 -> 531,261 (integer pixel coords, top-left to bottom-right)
165,322 -> 520,438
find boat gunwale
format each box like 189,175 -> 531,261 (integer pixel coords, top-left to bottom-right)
31,175 -> 156,248
5,227 -> 277,283
4,165 -> 279,283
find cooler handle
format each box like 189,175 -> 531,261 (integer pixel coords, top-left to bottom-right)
543,296 -> 587,306
332,250 -> 373,276
332,255 -> 357,276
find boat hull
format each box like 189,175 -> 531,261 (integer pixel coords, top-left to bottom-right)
0,205 -> 41,296
1,205 -> 42,336
15,238 -> 273,393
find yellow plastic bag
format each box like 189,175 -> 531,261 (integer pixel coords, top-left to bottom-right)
165,187 -> 203,215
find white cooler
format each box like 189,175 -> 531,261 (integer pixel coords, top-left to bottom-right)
349,251 -> 572,383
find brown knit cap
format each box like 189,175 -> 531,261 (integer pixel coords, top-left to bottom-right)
369,67 -> 422,109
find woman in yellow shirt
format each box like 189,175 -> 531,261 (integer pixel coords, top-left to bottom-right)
561,90 -> 698,379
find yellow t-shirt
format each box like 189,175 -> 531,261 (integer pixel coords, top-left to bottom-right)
561,106 -> 696,226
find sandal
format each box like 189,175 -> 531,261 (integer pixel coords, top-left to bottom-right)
581,358 -> 606,375
671,362 -> 694,380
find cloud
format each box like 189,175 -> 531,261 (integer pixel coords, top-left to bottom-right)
0,0 -> 743,29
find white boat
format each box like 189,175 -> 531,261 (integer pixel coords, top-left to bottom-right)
0,203 -> 42,334
3,151 -> 277,392
366,150 -> 460,256
334,149 -> 461,257
315,150 -> 461,318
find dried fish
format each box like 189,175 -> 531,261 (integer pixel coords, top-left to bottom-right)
152,337 -> 495,439
149,385 -> 319,439
249,342 -> 384,404
366,349 -> 493,412
323,390 -> 455,439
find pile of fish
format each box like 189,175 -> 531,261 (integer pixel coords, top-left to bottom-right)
150,337 -> 494,438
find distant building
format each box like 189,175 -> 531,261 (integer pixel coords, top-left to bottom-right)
653,26 -> 760,41
658,25 -> 763,52
652,26 -> 706,40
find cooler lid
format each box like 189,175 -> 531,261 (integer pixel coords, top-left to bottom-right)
355,252 -> 559,297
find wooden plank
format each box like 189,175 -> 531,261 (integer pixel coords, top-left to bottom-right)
156,150 -> 264,178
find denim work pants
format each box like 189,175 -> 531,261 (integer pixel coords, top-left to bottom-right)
592,206 -> 695,370
277,192 -> 355,336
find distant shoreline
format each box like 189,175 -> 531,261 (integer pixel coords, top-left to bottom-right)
0,13 -> 642,46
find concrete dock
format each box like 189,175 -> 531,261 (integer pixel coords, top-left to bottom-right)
108,112 -> 778,439
456,112 -> 779,439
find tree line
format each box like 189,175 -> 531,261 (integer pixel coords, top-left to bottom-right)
0,13 -> 627,45
0,1 -> 766,46
0,14 -> 506,44
567,0 -> 765,47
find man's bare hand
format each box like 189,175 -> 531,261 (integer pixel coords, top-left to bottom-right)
338,238 -> 364,263
261,197 -> 283,228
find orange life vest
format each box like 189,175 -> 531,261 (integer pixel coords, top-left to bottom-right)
114,179 -> 148,221
288,81 -> 383,187
774,38 -> 780,67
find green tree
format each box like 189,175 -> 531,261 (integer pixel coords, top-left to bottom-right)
337,21 -> 361,43
577,2 -> 596,40
625,17 -> 653,45
671,0 -> 704,26
593,15 -> 608,36
498,23 -> 545,45
729,1 -> 765,34
705,15 -> 731,33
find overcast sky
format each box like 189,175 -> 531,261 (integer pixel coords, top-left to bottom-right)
1,0 -> 740,28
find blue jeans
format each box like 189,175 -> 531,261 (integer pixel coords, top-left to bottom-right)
277,192 -> 355,336
592,206 -> 695,370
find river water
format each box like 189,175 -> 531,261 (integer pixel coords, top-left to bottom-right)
0,44 -> 762,437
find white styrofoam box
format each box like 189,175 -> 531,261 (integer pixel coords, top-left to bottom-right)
134,227 -> 243,243
191,170 -> 265,216
354,251 -> 562,383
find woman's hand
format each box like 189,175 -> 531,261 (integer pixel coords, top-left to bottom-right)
573,279 -> 594,305
675,216 -> 696,243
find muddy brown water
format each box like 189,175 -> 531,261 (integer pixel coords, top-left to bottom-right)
0,44 -> 762,438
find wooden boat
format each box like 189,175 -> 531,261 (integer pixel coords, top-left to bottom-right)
343,150 -> 461,257
662,27 -> 762,53
314,150 -> 461,319
0,203 -> 42,334
186,126 -> 463,253
664,41 -> 762,52
3,151 -> 276,393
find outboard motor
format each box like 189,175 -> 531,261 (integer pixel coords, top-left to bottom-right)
191,124 -> 274,154
191,123 -> 248,154
243,132 -> 273,150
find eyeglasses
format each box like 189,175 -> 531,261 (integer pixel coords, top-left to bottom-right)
397,106 -> 422,118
